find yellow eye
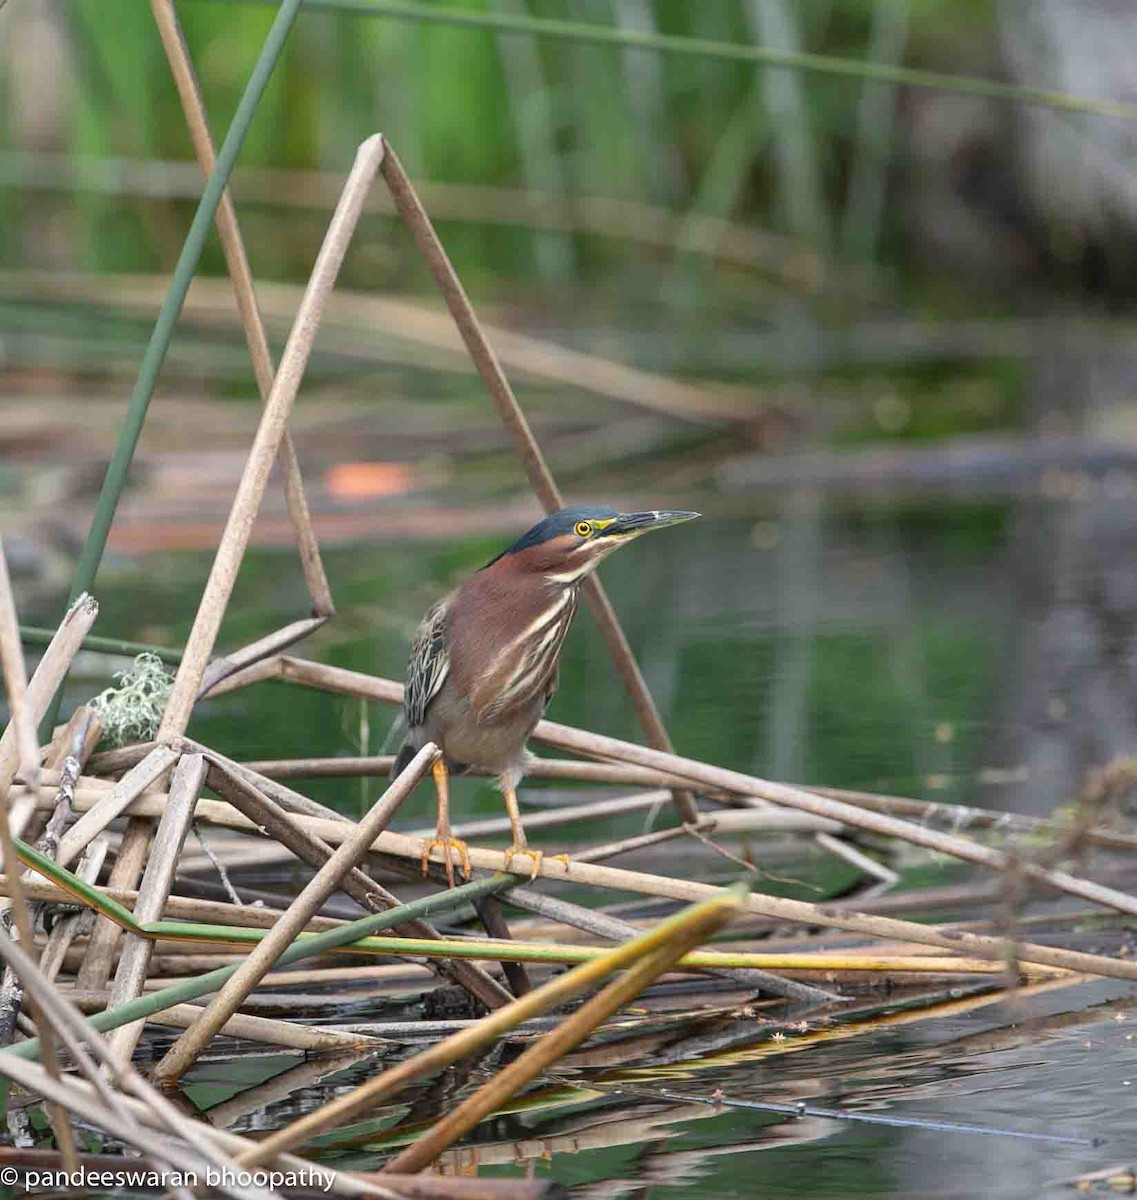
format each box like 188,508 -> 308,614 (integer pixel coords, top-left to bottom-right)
574,520 -> 593,537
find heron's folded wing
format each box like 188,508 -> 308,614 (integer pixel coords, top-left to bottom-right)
406,599 -> 451,727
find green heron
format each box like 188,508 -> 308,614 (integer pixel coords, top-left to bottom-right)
392,504 -> 699,884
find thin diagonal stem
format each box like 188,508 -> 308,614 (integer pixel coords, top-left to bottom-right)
204,0 -> 1137,124
157,133 -> 386,740
148,0 -> 334,617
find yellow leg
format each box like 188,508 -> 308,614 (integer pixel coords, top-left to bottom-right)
501,783 -> 564,881
421,759 -> 471,887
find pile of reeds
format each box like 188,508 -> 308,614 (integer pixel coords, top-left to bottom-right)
5,599 -> 1137,1196
0,6 -> 1135,1197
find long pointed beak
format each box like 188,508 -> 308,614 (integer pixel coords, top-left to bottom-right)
605,510 -> 701,538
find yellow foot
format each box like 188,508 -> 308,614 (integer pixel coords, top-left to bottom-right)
421,836 -> 472,886
503,843 -> 545,881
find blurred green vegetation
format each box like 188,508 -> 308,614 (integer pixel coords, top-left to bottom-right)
0,0 -> 1025,296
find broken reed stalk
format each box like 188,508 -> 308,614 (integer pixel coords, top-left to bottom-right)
0,594 -> 98,819
150,742 -> 436,1084
236,886 -> 745,1166
6,870 -> 509,1064
386,914 -> 732,1172
107,752 -> 205,1059
21,704 -> 102,850
54,743 -> 179,868
197,616 -> 330,697
0,544 -> 80,1169
205,755 -> 511,1008
157,131 -> 386,741
378,144 -> 697,824
149,0 -> 335,619
0,539 -> 41,804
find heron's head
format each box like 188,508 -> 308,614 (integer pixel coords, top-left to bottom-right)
488,504 -> 700,584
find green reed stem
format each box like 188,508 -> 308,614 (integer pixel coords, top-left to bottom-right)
19,627 -> 183,665
39,0 -> 304,741
213,0 -> 1137,122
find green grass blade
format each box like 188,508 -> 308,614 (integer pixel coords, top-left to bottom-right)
206,0 -> 1137,122
19,627 -> 183,665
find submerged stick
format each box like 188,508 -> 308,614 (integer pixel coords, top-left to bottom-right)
150,743 -> 436,1084
619,1086 -> 1098,1147
236,887 -> 745,1166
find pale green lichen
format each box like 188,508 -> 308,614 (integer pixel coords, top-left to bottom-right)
90,653 -> 174,748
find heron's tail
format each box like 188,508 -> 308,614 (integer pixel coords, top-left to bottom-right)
390,742 -> 416,781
